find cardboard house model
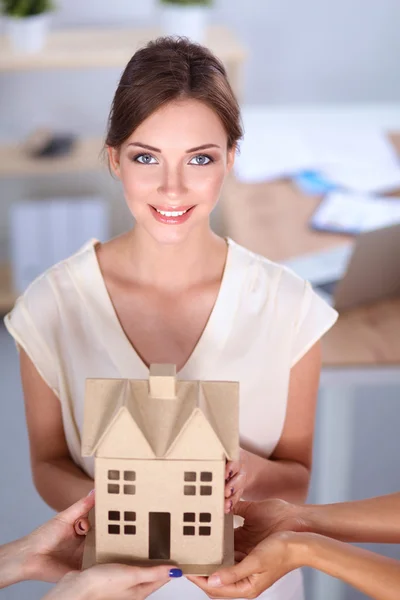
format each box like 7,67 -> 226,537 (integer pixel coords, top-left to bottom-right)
81,364 -> 239,575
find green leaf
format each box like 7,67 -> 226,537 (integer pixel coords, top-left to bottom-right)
1,0 -> 55,17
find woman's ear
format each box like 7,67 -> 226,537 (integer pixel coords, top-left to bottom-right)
107,146 -> 121,178
226,145 -> 236,173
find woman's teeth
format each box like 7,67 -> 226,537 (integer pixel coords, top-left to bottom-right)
155,208 -> 189,217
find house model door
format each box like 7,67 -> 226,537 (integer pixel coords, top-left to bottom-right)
149,512 -> 171,560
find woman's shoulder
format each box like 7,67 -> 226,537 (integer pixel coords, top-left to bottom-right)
6,238 -> 97,320
228,237 -> 307,295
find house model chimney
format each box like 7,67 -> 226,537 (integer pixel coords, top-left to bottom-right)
149,364 -> 177,399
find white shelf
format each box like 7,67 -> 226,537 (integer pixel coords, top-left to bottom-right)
0,136 -> 106,178
0,26 -> 247,72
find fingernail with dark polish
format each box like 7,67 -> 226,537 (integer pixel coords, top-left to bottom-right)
231,487 -> 234,495
169,568 -> 183,578
229,470 -> 233,478
78,520 -> 85,532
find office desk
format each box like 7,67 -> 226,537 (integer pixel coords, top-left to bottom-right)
220,158 -> 400,600
220,162 -> 400,367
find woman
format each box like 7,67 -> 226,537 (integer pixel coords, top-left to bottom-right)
192,495 -> 400,600
4,37 -> 337,599
0,492 -> 179,599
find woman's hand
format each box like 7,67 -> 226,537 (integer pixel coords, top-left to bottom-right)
21,491 -> 94,583
190,531 -> 300,598
233,498 -> 307,558
42,564 -> 177,600
225,449 -> 248,513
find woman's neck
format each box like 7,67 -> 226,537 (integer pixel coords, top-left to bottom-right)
122,225 -> 227,292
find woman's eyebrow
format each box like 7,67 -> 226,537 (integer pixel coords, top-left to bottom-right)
128,142 -> 161,152
127,142 -> 221,153
186,143 -> 221,152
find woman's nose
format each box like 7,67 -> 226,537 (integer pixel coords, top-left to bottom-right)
158,165 -> 188,199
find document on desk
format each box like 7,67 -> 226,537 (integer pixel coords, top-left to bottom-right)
234,121 -> 315,183
281,244 -> 354,286
310,192 -> 400,235
235,110 -> 400,193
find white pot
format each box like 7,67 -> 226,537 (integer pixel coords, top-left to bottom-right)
161,5 -> 209,44
5,13 -> 50,54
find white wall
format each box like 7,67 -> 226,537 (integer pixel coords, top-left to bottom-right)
2,0 -> 400,139
1,0 -> 399,248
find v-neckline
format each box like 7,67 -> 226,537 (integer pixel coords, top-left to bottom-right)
82,237 -> 239,379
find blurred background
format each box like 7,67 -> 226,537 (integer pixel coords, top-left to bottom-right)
1,1 -> 400,599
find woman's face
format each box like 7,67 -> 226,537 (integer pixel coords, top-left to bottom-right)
108,99 -> 235,245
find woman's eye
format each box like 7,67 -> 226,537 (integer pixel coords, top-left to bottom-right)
134,153 -> 157,164
189,154 -> 213,166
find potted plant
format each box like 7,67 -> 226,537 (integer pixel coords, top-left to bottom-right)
1,0 -> 55,54
159,0 -> 213,44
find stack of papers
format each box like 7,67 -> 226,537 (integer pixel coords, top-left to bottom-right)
235,109 -> 400,194
310,192 -> 400,235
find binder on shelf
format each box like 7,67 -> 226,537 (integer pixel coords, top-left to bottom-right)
9,196 -> 109,294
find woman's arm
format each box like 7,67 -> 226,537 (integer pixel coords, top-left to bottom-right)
0,539 -> 26,589
298,493 -> 400,543
20,349 -> 92,511
241,342 -> 321,505
301,533 -> 400,600
192,531 -> 400,600
232,493 -> 400,548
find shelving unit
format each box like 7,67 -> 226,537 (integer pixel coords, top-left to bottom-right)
0,26 -> 246,72
0,25 -> 247,314
0,137 -> 105,178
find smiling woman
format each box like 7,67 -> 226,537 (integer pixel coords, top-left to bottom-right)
4,36 -> 337,600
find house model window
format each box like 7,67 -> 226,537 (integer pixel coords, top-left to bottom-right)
108,510 -> 137,535
107,470 -> 136,495
81,363 -> 239,575
184,471 -> 213,496
183,512 -> 212,536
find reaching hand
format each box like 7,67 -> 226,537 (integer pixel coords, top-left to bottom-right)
21,491 -> 94,583
233,498 -> 307,559
42,563 -> 175,600
190,531 -> 299,598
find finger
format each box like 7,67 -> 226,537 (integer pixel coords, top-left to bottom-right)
224,481 -> 235,498
234,550 -> 248,562
190,575 -> 253,599
74,517 -> 90,536
224,471 -> 245,498
225,461 -> 239,481
230,488 -> 244,507
224,497 -> 233,514
225,488 -> 243,513
207,554 -> 262,588
56,491 -> 95,526
129,565 -> 176,585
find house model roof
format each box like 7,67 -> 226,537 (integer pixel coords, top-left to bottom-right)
82,365 -> 239,461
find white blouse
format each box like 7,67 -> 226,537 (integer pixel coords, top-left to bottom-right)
4,237 -> 337,600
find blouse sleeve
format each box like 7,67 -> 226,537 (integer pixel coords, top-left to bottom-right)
291,279 -> 338,367
3,274 -> 60,397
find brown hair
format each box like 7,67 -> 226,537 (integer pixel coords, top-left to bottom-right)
105,36 -> 243,151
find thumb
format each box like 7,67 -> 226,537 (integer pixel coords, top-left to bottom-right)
56,491 -> 95,526
207,554 -> 261,588
127,565 -> 173,586
233,500 -> 253,520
